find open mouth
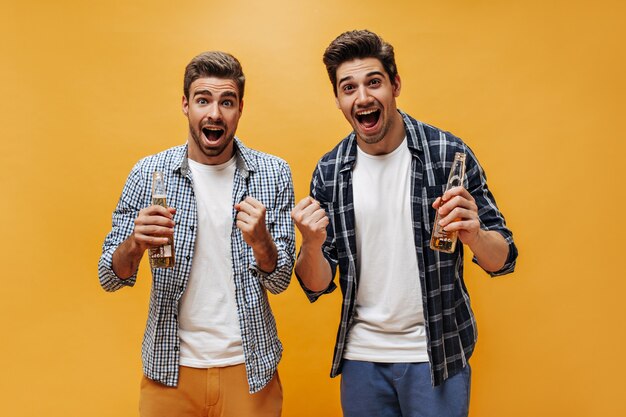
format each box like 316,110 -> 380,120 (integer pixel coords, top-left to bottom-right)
355,109 -> 381,129
202,126 -> 225,142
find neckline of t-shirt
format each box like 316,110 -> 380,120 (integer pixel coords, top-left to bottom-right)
187,154 -> 237,172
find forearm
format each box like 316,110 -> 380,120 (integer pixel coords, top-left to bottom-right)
111,234 -> 145,279
252,237 -> 278,273
468,229 -> 509,272
295,243 -> 332,292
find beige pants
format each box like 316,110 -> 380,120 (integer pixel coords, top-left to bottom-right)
139,364 -> 282,417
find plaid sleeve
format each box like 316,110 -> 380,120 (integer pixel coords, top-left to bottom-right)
296,162 -> 338,302
464,147 -> 518,276
97,162 -> 147,291
251,160 -> 296,295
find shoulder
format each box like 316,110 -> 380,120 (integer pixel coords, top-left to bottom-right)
141,144 -> 186,165
246,147 -> 289,169
318,133 -> 353,165
402,112 -> 466,151
236,141 -> 293,188
242,147 -> 292,181
313,133 -> 354,181
132,145 -> 186,174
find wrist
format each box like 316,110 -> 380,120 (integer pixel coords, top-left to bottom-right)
127,233 -> 147,257
250,229 -> 274,252
467,228 -> 485,251
251,232 -> 277,271
300,239 -> 323,255
254,243 -> 278,273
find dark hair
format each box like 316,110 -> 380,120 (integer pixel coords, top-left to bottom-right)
183,51 -> 245,100
323,30 -> 398,96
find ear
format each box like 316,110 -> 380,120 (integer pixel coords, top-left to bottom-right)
335,96 -> 340,109
182,95 -> 189,116
239,99 -> 244,113
392,74 -> 402,97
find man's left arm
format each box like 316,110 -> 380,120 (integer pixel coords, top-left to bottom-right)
235,162 -> 295,293
434,150 -> 517,275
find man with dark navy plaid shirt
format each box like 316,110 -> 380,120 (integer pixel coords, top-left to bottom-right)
98,51 -> 294,417
292,30 -> 518,417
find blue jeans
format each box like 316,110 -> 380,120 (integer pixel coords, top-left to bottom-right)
340,360 -> 471,417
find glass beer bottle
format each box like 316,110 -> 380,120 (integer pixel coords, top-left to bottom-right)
430,152 -> 467,253
148,171 -> 175,268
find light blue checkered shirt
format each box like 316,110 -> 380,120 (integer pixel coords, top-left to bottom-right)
98,138 -> 295,393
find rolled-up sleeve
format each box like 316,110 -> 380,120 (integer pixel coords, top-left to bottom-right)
98,163 -> 145,291
464,147 -> 518,276
253,161 -> 296,295
296,163 -> 338,302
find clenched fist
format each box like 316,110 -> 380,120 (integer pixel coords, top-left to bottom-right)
291,196 -> 329,247
235,196 -> 271,247
235,196 -> 277,273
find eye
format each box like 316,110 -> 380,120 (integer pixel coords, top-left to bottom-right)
342,84 -> 355,93
369,78 -> 381,86
222,100 -> 233,107
197,98 -> 208,105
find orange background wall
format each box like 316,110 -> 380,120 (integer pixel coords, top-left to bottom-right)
1,1 -> 624,416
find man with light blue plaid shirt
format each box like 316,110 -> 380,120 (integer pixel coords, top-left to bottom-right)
292,30 -> 518,417
98,51 -> 294,417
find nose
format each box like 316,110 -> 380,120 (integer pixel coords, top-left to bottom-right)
206,102 -> 222,123
355,86 -> 372,106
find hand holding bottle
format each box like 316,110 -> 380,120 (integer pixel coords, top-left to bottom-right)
111,201 -> 176,278
132,205 -> 176,253
432,186 -> 481,248
431,152 -> 471,253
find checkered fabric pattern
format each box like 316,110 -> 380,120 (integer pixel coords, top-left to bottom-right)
297,111 -> 517,386
98,138 -> 295,393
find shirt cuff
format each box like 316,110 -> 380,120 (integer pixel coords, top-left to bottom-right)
295,270 -> 337,303
98,248 -> 138,291
248,249 -> 292,294
472,233 -> 518,277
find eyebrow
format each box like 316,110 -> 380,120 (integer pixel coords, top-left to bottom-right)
338,71 -> 386,86
192,89 -> 238,99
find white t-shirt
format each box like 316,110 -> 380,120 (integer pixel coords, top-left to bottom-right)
178,156 -> 245,368
343,138 -> 429,363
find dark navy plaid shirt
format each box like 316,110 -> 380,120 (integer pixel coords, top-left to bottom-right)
298,111 -> 517,386
98,138 -> 295,393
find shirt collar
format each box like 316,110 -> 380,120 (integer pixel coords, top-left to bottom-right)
400,110 -> 423,153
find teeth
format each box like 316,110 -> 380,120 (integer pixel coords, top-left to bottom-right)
356,109 -> 377,116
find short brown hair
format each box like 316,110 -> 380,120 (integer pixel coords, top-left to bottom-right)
183,51 -> 245,100
323,30 -> 398,96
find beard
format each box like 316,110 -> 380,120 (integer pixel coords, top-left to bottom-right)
188,121 -> 235,159
355,114 -> 392,145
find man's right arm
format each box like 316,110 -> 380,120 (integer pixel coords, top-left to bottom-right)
98,164 -> 175,291
292,196 -> 333,292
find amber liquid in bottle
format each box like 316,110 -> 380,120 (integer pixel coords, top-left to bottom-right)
148,172 -> 175,268
430,153 -> 467,253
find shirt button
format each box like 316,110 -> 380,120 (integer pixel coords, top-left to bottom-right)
186,255 -> 190,261
189,226 -> 194,231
